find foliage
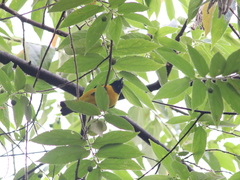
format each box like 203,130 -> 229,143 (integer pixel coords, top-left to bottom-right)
0,0 -> 240,180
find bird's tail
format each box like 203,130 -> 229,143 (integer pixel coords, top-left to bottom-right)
60,101 -> 74,116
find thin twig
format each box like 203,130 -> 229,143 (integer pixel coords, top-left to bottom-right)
138,113 -> 204,179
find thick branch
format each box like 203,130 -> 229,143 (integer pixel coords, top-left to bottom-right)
0,50 -> 84,95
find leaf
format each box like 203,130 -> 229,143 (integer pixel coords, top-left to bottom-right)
207,81 -> 223,122
64,100 -> 101,116
88,120 -> 107,137
114,56 -> 161,72
57,53 -> 104,73
158,37 -> 186,52
158,50 -> 195,78
113,39 -> 159,56
171,160 -> 190,179
0,69 -> 12,92
31,129 -> 86,146
104,114 -> 134,131
38,146 -> 89,164
222,49 -> 240,76
123,13 -> 152,26
96,144 -> 143,159
157,26 -> 178,37
229,172 -> 240,180
217,80 -> 240,114
49,0 -> 94,12
154,77 -> 191,99
192,126 -> 207,164
12,96 -> 24,128
60,5 -> 104,28
0,92 -> 8,105
99,158 -> 142,170
87,168 -> 102,180
167,116 -> 190,124
119,71 -> 149,92
165,0 -> 175,20
187,0 -> 204,22
124,81 -> 155,110
118,3 -> 148,14
102,171 -> 122,180
14,67 -> 26,91
150,141 -> 176,176
191,79 -> 207,110
140,175 -> 173,180
108,16 -> 122,45
122,85 -> 142,107
209,52 -> 226,77
202,151 -> 221,171
211,6 -> 230,47
202,2 -> 216,36
86,13 -> 111,52
109,0 -> 126,8
95,85 -> 109,111
187,45 -> 209,77
92,131 -> 138,149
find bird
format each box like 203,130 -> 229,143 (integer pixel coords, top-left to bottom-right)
60,78 -> 123,115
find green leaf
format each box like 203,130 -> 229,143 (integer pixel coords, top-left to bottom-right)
167,116 -> 190,124
211,6 -> 229,47
92,131 -> 138,149
157,26 -> 178,37
222,49 -> 240,76
38,146 -> 90,164
140,175 -> 173,180
60,5 -> 104,28
96,144 -> 143,159
122,85 -> 142,107
124,81 -> 155,110
64,100 -> 101,116
158,37 -> 186,52
87,168 -> 102,180
118,3 -> 148,14
88,120 -> 107,137
0,69 -> 12,92
14,67 -> 26,91
102,171 -> 122,180
165,0 -> 175,19
0,36 -> 11,52
95,85 -> 109,111
49,0 -> 94,12
209,52 -> 226,77
109,0 -> 126,8
150,140 -> 176,176
57,53 -> 104,73
229,171 -> 240,180
191,79 -> 207,110
187,45 -> 209,77
31,129 -> 86,146
0,92 -> 8,105
123,13 -> 152,26
187,0 -> 203,22
113,39 -> 159,56
109,16 -> 122,45
104,114 -> 134,131
158,50 -> 195,78
207,81 -> 223,122
154,77 -> 191,99
217,80 -> 240,114
119,71 -> 149,92
86,13 -> 111,52
12,96 -> 24,128
99,158 -> 142,170
20,96 -> 32,122
202,151 -> 221,171
171,160 -> 190,179
192,126 -> 207,164
114,56 -> 161,72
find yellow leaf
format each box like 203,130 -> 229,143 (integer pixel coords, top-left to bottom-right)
202,2 -> 216,36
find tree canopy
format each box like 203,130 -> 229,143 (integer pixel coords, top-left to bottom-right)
0,0 -> 240,179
